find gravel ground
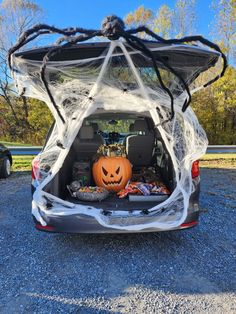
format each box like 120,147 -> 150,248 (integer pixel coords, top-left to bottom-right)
0,168 -> 235,314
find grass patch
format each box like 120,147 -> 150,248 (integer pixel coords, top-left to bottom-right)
1,141 -> 33,147
200,153 -> 236,169
200,160 -> 236,168
12,155 -> 35,171
201,153 -> 236,160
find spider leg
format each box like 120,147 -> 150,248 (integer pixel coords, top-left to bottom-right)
121,32 -> 175,122
127,27 -> 227,111
8,24 -> 100,69
127,26 -> 167,43
8,16 -> 227,125
40,31 -> 100,124
132,33 -> 192,112
127,28 -> 227,88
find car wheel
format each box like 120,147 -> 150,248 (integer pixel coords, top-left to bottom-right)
0,157 -> 11,178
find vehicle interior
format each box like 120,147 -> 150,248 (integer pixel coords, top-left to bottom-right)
44,111 -> 175,211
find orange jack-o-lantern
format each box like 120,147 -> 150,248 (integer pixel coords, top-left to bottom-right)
92,156 -> 132,192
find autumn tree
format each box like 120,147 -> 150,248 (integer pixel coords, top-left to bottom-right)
153,5 -> 173,39
192,0 -> 236,144
0,0 -> 53,144
124,2 -> 196,39
125,4 -> 174,40
211,0 -> 236,62
172,0 -> 196,37
124,5 -> 153,29
124,2 -> 235,144
192,66 -> 236,144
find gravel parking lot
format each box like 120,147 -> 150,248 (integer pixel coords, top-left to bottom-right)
0,168 -> 235,313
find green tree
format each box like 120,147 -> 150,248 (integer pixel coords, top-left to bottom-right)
192,66 -> 236,144
27,99 -> 53,145
191,0 -> 236,144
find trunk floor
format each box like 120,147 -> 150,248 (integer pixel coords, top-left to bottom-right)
66,194 -> 169,211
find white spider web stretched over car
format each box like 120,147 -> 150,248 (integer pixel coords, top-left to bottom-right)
11,40 -> 223,230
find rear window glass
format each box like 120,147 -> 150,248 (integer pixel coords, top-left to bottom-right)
85,118 -> 135,134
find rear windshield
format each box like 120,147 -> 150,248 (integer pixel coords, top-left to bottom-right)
85,118 -> 135,134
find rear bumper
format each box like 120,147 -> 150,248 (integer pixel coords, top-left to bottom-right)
33,179 -> 201,234
34,205 -> 200,234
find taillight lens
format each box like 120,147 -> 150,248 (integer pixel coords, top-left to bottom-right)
35,223 -> 55,232
32,159 -> 40,180
191,160 -> 200,178
180,220 -> 198,229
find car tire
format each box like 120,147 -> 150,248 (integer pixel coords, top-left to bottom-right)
0,157 -> 11,178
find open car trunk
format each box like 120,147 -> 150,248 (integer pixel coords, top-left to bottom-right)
43,113 -> 175,212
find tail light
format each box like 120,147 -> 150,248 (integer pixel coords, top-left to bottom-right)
191,160 -> 200,178
32,159 -> 41,180
35,223 -> 55,232
180,220 -> 198,229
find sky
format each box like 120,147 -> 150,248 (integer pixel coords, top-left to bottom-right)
34,0 -> 216,39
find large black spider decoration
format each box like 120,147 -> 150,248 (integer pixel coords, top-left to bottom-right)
8,15 -> 227,125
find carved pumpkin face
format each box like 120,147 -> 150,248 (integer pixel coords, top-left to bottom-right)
92,156 -> 132,192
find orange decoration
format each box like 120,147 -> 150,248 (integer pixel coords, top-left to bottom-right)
92,156 -> 132,192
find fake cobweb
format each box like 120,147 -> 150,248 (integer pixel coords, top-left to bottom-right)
10,36 -> 225,230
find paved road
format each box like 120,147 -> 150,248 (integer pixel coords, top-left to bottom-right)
0,168 -> 235,313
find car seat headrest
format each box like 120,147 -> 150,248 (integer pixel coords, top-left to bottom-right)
79,126 -> 94,140
133,119 -> 148,132
91,122 -> 99,132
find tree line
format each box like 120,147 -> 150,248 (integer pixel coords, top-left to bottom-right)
0,0 -> 235,145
